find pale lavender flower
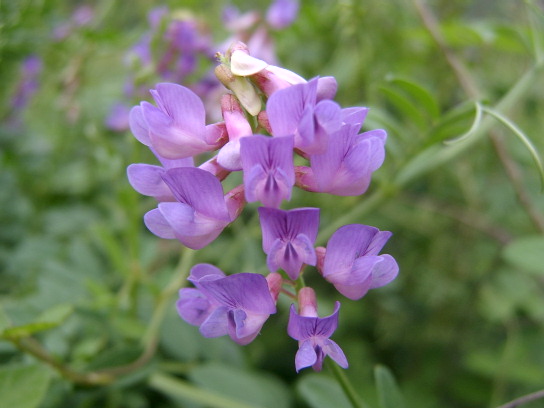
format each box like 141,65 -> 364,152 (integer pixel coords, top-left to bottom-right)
177,264 -> 277,345
266,0 -> 299,29
143,167 -> 245,249
240,134 -> 294,208
258,207 -> 319,279
319,224 -> 398,300
288,287 -> 348,372
295,123 -> 387,196
132,83 -> 227,159
266,78 -> 341,154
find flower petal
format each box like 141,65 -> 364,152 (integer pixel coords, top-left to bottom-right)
295,340 -> 317,372
143,208 -> 176,239
127,163 -> 174,201
176,288 -> 213,326
323,224 -> 380,278
129,105 -> 151,145
199,306 -> 229,337
369,254 -> 399,289
322,339 -> 348,368
162,167 -> 230,221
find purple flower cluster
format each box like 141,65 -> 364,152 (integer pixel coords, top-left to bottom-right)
128,41 -> 398,372
107,0 -> 299,131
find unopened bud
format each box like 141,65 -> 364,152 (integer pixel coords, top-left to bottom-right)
298,287 -> 318,317
266,272 -> 283,302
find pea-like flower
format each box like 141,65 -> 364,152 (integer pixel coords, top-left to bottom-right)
240,134 -> 295,208
177,264 -> 277,345
258,207 -> 319,279
266,78 -> 341,155
144,167 -> 245,249
295,122 -> 387,196
319,224 -> 398,300
287,287 -> 348,372
130,83 -> 227,159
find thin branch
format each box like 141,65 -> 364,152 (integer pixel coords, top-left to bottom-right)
496,389 -> 544,408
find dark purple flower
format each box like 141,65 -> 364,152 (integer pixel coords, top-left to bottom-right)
266,78 -> 341,154
177,264 -> 277,345
295,123 -> 386,196
320,224 -> 398,300
240,134 -> 294,208
131,83 -> 227,159
287,287 -> 348,372
143,167 -> 244,249
266,0 -> 299,29
258,207 -> 319,279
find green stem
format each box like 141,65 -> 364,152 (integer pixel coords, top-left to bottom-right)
327,360 -> 367,408
143,247 -> 196,347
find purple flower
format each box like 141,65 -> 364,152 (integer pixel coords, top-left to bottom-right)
131,83 -> 227,159
240,134 -> 294,208
287,287 -> 348,372
295,123 -> 387,195
143,167 -> 245,249
320,224 -> 398,300
177,264 -> 277,345
127,151 -> 194,202
266,78 -> 341,154
258,207 -> 319,279
266,0 -> 299,29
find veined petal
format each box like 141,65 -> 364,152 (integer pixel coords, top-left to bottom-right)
188,263 -> 226,284
162,167 -> 230,221
365,230 -> 393,256
157,202 -> 229,249
342,107 -> 369,127
229,309 -> 270,345
129,105 -> 151,145
199,306 -> 229,337
258,207 -> 320,252
369,254 -> 399,289
144,208 -> 176,239
287,302 -> 339,340
199,273 -> 276,314
127,164 -> 174,201
295,340 -> 317,372
152,83 -> 206,137
323,224 -> 379,278
176,288 -> 213,326
322,339 -> 348,368
267,82 -> 306,136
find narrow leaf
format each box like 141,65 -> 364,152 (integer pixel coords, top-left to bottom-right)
297,373 -> 352,408
502,235 -> 544,275
374,365 -> 406,408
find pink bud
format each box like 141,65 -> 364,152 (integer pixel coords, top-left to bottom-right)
266,272 -> 283,302
298,287 -> 318,317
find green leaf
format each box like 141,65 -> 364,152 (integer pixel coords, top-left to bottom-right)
297,373 -> 352,408
374,365 -> 406,408
149,371 -> 266,408
387,76 -> 441,120
1,303 -> 73,340
189,363 -> 291,408
0,364 -> 51,408
503,235 -> 544,275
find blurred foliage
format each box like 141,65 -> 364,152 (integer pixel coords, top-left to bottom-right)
1,1 -> 544,408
